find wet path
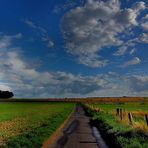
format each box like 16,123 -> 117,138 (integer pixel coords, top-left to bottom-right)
55,106 -> 99,148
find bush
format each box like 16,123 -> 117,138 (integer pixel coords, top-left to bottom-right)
0,90 -> 14,99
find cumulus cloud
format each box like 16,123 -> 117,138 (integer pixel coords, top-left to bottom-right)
113,40 -> 136,56
0,33 -> 105,97
1,33 -> 147,97
0,50 -> 109,97
132,1 -> 145,12
114,31 -> 148,56
0,83 -> 11,91
138,33 -> 148,43
141,22 -> 148,30
128,75 -> 148,95
0,33 -> 22,50
0,47 -> 109,97
122,57 -> 141,67
62,0 -> 146,67
113,46 -> 128,56
0,53 -> 126,97
78,54 -> 108,68
0,44 -> 147,97
23,19 -> 54,48
141,14 -> 148,30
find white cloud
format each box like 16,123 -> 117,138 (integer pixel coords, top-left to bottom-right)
116,8 -> 138,25
142,14 -> 148,20
138,33 -> 148,43
78,54 -> 108,68
141,14 -> 148,30
122,57 -> 141,67
62,0 -> 146,67
114,31 -> 148,56
47,40 -> 54,48
0,44 -> 147,97
0,49 -> 108,97
141,22 -> 148,30
0,83 -> 11,91
128,75 -> 148,95
132,1 -> 145,12
113,46 -> 128,56
129,48 -> 136,55
23,19 -> 54,48
0,33 -> 22,50
1,33 -> 146,97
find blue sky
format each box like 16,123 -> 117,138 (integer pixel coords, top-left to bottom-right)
0,0 -> 148,98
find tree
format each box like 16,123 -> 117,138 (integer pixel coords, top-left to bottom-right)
0,90 -> 14,99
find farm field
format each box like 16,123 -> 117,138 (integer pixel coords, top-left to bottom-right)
0,102 -> 75,147
91,102 -> 148,111
83,102 -> 148,148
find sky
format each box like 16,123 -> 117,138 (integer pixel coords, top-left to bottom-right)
0,0 -> 148,98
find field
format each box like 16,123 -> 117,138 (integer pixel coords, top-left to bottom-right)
0,102 -> 75,147
0,99 -> 148,148
83,102 -> 148,148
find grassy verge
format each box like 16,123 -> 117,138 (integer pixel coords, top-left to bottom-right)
83,103 -> 148,148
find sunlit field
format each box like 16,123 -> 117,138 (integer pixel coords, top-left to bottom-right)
92,102 -> 148,111
0,102 -> 75,147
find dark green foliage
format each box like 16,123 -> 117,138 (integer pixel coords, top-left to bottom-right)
0,90 -> 13,99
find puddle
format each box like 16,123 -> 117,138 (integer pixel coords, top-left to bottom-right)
92,126 -> 109,148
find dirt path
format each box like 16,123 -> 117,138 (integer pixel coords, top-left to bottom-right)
55,105 -> 99,148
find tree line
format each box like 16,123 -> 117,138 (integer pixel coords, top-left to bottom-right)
0,90 -> 14,99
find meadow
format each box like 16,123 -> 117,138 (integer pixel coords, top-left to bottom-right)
0,102 -> 75,147
91,102 -> 148,111
83,102 -> 148,148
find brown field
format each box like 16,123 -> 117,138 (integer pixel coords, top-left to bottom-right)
1,97 -> 148,103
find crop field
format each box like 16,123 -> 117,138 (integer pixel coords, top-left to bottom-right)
91,102 -> 148,111
83,102 -> 148,148
0,102 -> 75,147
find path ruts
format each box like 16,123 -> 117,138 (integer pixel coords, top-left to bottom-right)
55,106 -> 99,148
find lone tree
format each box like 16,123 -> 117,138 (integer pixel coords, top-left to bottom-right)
0,90 -> 14,99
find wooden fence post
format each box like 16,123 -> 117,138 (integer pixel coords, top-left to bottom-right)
145,114 -> 148,126
120,108 -> 123,120
116,108 -> 119,116
128,113 -> 133,125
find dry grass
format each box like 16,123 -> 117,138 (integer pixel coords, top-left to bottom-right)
115,111 -> 148,133
86,103 -> 148,133
0,118 -> 28,145
132,111 -> 148,116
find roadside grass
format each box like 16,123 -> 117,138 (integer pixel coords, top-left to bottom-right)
83,103 -> 148,148
0,102 -> 75,147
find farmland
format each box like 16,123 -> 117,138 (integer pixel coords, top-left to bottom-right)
0,100 -> 148,148
0,102 -> 75,147
83,102 -> 148,148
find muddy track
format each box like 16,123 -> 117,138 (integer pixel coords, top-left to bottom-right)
54,105 -> 108,148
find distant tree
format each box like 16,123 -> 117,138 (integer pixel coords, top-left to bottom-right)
0,90 -> 14,99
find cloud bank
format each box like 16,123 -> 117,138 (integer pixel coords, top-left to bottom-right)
62,0 -> 146,67
0,33 -> 148,97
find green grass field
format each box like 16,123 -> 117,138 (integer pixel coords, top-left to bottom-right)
92,102 -> 148,111
0,102 -> 75,147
